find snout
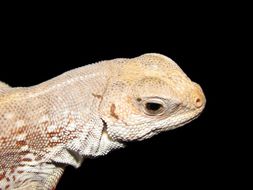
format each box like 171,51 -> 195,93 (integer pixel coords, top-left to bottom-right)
192,83 -> 206,110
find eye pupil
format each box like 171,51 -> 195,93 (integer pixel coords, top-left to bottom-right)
145,103 -> 163,112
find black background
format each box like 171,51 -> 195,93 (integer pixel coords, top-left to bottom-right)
0,4 -> 248,189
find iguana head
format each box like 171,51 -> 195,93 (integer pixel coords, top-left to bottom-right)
100,53 -> 206,142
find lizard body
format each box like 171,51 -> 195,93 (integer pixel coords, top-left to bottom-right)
0,53 -> 206,189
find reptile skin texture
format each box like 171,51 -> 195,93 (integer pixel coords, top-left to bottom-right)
0,53 -> 206,189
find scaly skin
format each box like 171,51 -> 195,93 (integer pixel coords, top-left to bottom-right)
0,53 -> 206,189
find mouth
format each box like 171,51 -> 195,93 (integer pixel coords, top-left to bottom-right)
138,109 -> 204,141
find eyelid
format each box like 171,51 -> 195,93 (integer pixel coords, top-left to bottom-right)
141,97 -> 167,107
135,97 -> 180,116
139,97 -> 167,116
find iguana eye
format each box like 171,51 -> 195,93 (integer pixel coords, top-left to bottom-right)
144,102 -> 164,115
135,97 -> 169,116
136,97 -> 166,116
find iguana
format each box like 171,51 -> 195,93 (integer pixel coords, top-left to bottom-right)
0,53 -> 206,189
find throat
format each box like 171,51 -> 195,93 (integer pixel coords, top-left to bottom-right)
93,131 -> 125,157
49,121 -> 124,168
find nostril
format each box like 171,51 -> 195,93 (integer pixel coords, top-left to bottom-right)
192,82 -> 206,109
195,97 -> 203,108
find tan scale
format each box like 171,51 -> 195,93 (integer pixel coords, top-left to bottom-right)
0,53 -> 206,189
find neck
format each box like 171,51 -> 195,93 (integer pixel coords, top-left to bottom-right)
25,63 -> 123,168
38,66 -> 109,166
